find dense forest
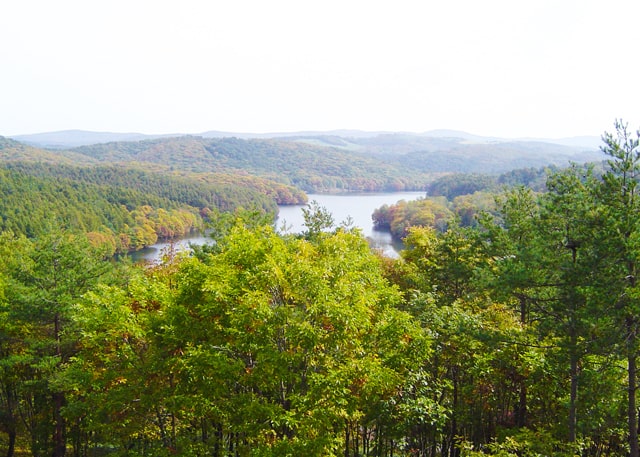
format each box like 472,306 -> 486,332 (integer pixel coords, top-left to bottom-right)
67,136 -> 429,192
1,121 -> 640,456
14,130 -> 601,176
7,131 -> 600,193
0,150 -> 307,254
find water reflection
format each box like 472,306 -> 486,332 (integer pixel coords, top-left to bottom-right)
131,192 -> 424,262
127,232 -> 213,263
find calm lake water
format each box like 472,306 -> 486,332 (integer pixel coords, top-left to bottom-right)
130,192 -> 424,262
276,192 -> 424,257
127,230 -> 214,263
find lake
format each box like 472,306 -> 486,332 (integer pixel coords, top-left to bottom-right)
126,230 -> 214,263
129,191 -> 424,262
276,192 -> 424,257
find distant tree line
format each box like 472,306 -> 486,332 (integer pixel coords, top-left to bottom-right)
373,165 -> 598,238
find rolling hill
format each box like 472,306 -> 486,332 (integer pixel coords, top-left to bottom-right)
4,129 -> 606,194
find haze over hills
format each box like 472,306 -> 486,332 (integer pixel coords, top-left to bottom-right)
10,129 -> 603,151
11,130 -> 389,148
10,130 -> 175,149
1,129 -> 605,194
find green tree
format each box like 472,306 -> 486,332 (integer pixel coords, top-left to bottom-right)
475,155 -> 631,453
592,120 -> 640,457
300,200 -> 335,240
0,230 -> 110,457
0,232 -> 33,457
536,165 -> 607,443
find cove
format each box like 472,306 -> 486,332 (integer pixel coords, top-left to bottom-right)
276,192 -> 424,257
130,191 -> 424,262
127,230 -> 214,263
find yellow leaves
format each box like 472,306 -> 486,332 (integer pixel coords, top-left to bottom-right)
403,225 -> 439,255
112,376 -> 128,386
86,230 -> 117,257
374,197 -> 454,239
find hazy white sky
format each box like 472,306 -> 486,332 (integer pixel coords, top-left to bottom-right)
2,0 -> 639,138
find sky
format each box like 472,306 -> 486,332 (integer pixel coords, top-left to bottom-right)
2,0 -> 639,139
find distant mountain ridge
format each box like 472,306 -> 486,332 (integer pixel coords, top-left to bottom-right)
10,130 -> 175,149
2,130 -> 605,193
10,129 -> 603,150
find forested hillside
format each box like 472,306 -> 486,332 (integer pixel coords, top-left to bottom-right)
0,136 -> 310,253
67,133 -> 601,190
0,164 -> 195,254
5,131 -> 601,195
69,136 -> 429,192
0,160 -> 305,254
0,136 -> 96,165
2,161 -> 306,208
3,123 -> 640,456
